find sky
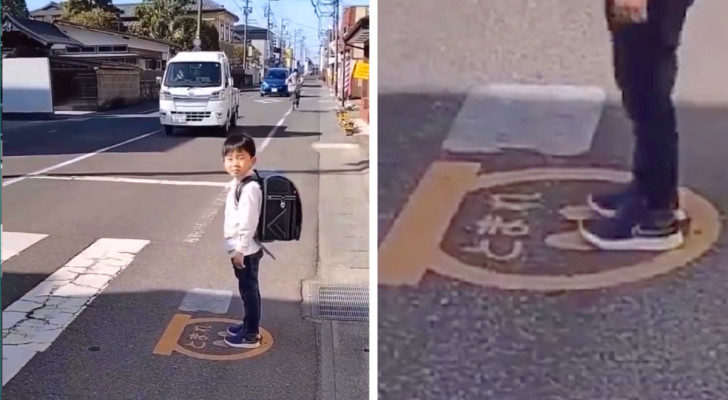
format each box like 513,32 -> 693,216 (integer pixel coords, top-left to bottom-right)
25,0 -> 369,60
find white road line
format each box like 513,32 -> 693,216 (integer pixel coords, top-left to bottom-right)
312,143 -> 359,149
1,231 -> 49,262
2,238 -> 150,386
27,175 -> 228,187
183,187 -> 228,243
2,130 -> 160,188
178,288 -> 234,314
260,107 -> 293,151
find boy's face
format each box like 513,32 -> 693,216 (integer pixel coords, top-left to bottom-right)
224,149 -> 256,178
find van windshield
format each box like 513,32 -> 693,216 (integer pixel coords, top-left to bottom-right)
265,70 -> 288,80
164,62 -> 222,87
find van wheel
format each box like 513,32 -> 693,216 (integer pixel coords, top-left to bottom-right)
164,126 -> 174,136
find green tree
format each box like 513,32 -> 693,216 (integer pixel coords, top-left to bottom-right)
61,0 -> 119,29
233,45 -> 262,66
64,8 -> 119,29
2,0 -> 30,18
133,0 -> 219,50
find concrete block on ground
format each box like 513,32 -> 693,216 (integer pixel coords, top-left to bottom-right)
443,84 -> 607,156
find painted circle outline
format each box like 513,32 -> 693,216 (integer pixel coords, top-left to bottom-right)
175,317 -> 273,361
431,167 -> 721,291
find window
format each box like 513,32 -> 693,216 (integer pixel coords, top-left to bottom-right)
264,69 -> 287,80
163,62 -> 222,87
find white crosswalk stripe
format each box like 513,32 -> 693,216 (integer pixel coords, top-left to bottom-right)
1,232 -> 150,386
1,231 -> 49,262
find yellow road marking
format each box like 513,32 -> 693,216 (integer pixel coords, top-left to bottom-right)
379,161 -> 721,291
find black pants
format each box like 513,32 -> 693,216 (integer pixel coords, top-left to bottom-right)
606,0 -> 692,210
231,250 -> 263,336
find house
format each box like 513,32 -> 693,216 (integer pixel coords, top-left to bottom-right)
343,15 -> 369,123
29,0 -> 239,57
337,6 -> 368,100
2,14 -> 168,114
232,24 -> 276,68
53,21 -> 177,71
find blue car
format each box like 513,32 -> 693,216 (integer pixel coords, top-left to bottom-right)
260,68 -> 291,97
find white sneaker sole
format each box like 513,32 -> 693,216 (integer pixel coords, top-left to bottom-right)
579,224 -> 685,251
586,195 -> 688,221
224,340 -> 261,349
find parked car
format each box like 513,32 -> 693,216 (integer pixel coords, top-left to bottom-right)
260,68 -> 291,97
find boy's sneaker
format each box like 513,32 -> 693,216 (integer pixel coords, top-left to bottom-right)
225,324 -> 244,337
587,184 -> 687,221
224,332 -> 261,349
579,207 -> 684,251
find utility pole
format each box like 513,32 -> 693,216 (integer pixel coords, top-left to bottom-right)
194,0 -> 202,50
265,0 -> 272,73
264,0 -> 278,73
242,0 -> 251,70
280,18 -> 286,68
293,29 -> 301,71
333,0 -> 342,106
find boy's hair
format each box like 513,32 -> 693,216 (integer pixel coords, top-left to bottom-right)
222,133 -> 256,158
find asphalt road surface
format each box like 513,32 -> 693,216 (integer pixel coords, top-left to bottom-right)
379,1 -> 728,399
2,82 -> 327,399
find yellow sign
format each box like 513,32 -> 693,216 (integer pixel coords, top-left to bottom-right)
153,314 -> 273,361
379,162 -> 721,291
352,60 -> 369,80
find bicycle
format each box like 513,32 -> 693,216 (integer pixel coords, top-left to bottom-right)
289,83 -> 302,110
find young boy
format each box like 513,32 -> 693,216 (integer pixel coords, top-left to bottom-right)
222,133 -> 264,349
580,0 -> 694,251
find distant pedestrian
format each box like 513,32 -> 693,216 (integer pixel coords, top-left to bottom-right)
221,133 -> 264,348
580,0 -> 694,251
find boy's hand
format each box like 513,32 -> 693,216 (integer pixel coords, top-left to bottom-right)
232,252 -> 245,269
612,0 -> 648,23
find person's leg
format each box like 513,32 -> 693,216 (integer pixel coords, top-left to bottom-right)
226,259 -> 246,336
581,0 -> 692,251
589,0 -> 691,219
225,251 -> 263,348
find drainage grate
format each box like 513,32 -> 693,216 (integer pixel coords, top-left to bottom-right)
309,283 -> 369,322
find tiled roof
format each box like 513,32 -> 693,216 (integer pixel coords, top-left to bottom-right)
30,0 -> 232,19
2,14 -> 83,46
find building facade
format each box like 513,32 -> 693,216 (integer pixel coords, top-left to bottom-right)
29,0 -> 239,58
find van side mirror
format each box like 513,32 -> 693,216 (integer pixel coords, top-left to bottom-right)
156,76 -> 162,85
228,77 -> 234,87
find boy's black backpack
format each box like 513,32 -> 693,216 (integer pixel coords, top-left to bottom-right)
235,169 -> 302,243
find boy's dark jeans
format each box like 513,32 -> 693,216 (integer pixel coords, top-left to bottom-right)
606,0 -> 693,211
231,250 -> 263,336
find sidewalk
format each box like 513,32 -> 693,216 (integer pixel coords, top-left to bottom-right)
304,82 -> 369,400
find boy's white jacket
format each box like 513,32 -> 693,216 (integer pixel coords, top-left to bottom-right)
223,173 -> 262,256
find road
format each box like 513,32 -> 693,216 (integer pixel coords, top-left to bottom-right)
2,82 -> 328,399
379,1 -> 728,399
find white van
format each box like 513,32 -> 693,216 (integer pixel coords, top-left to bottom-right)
158,51 -> 239,136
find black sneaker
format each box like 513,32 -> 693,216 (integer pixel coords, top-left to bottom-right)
225,324 -> 244,337
587,185 -> 687,221
224,332 -> 261,349
579,209 -> 684,251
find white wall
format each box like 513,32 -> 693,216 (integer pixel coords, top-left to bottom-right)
2,58 -> 54,113
250,39 -> 266,65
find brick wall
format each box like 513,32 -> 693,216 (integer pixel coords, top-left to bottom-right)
96,69 -> 141,109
